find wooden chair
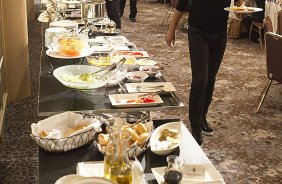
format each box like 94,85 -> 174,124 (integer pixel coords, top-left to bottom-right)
248,20 -> 264,49
264,16 -> 274,33
256,32 -> 282,112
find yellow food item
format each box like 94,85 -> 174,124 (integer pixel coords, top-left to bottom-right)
136,123 -> 148,135
39,130 -> 48,138
58,37 -> 84,57
64,125 -> 87,137
137,132 -> 150,146
159,128 -> 179,141
88,57 -> 112,66
98,133 -> 109,146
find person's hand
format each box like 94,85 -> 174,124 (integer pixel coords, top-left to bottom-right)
235,13 -> 245,20
165,30 -> 175,47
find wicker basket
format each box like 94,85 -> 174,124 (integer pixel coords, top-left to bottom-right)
30,128 -> 97,153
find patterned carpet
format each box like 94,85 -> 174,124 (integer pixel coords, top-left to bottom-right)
0,1 -> 281,184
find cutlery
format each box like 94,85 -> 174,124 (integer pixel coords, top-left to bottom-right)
136,85 -> 165,92
137,90 -> 165,98
79,57 -> 125,81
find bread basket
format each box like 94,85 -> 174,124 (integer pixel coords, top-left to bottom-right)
30,112 -> 103,153
95,119 -> 154,159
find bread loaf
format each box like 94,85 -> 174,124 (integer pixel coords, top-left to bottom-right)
98,133 -> 109,146
136,123 -> 148,135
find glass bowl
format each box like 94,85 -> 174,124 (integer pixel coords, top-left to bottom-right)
53,65 -> 113,90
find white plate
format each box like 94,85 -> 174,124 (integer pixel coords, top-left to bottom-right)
46,47 -> 93,59
150,122 -> 182,155
136,58 -> 157,66
55,174 -> 83,184
110,51 -> 149,58
125,82 -> 176,93
71,177 -> 116,184
106,36 -> 131,46
109,93 -> 164,107
224,7 -> 263,13
62,0 -> 81,4
152,164 -> 224,184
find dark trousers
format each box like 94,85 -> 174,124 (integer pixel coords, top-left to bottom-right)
187,26 -> 227,130
106,0 -> 121,29
120,0 -> 137,18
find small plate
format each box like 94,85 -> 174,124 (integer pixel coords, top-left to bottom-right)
136,58 -> 157,66
55,174 -> 83,184
46,47 -> 93,59
224,7 -> 263,13
103,30 -> 119,36
152,164 -> 224,184
125,82 -> 176,93
110,51 -> 149,58
109,93 -> 163,107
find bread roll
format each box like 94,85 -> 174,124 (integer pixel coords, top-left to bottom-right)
136,123 -> 148,135
137,132 -> 150,145
124,127 -> 138,142
98,133 -> 109,146
39,130 -> 48,138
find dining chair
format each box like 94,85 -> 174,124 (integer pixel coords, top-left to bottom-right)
264,16 -> 274,33
248,20 -> 264,49
161,0 -> 189,28
278,10 -> 282,35
256,32 -> 282,112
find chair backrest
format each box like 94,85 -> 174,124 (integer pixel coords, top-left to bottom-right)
264,16 -> 273,33
278,10 -> 282,35
265,32 -> 282,83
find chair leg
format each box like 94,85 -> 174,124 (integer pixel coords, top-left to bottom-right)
256,79 -> 273,112
248,24 -> 253,43
258,28 -> 263,50
161,12 -> 170,25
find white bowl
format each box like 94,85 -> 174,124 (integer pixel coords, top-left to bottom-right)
53,65 -> 113,90
126,71 -> 148,83
139,65 -> 159,77
150,122 -> 183,155
107,65 -> 128,87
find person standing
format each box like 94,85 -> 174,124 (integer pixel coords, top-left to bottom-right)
120,0 -> 137,22
165,0 -> 243,146
106,0 -> 121,29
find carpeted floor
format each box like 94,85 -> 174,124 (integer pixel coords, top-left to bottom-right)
0,1 -> 281,184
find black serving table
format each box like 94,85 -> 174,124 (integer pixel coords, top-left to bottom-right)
38,23 -> 185,116
39,119 -> 216,184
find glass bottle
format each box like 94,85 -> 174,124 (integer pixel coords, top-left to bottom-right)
164,155 -> 184,184
104,117 -> 126,180
109,132 -> 132,184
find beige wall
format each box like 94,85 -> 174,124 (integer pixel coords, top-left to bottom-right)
2,0 -> 31,102
26,0 -> 35,21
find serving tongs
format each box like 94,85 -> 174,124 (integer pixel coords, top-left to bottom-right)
136,85 -> 165,92
137,90 -> 165,98
79,57 -> 126,81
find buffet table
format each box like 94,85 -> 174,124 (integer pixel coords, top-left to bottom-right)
39,119 -> 224,184
38,23 -> 184,117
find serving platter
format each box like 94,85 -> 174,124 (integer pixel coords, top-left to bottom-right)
110,50 -> 149,58
224,6 -> 263,13
46,47 -> 93,59
125,82 -> 177,93
136,58 -> 157,66
109,93 -> 163,107
151,164 -> 224,184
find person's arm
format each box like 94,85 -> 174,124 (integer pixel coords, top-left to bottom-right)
165,10 -> 184,47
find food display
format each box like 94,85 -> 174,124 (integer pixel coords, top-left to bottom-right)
88,56 -> 112,66
96,121 -> 153,158
57,37 -> 85,57
155,128 -> 180,150
53,65 -> 113,90
111,51 -> 149,58
126,71 -> 148,83
150,122 -> 182,155
226,6 -> 260,12
109,93 -> 163,107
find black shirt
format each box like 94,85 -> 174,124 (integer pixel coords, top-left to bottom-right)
176,0 -> 234,32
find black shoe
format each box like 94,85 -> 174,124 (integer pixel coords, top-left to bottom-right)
202,120 -> 214,136
192,129 -> 203,147
130,17 -> 136,22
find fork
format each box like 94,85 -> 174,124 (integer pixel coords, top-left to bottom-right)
136,85 -> 165,92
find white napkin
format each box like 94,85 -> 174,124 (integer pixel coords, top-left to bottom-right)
132,157 -> 146,184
